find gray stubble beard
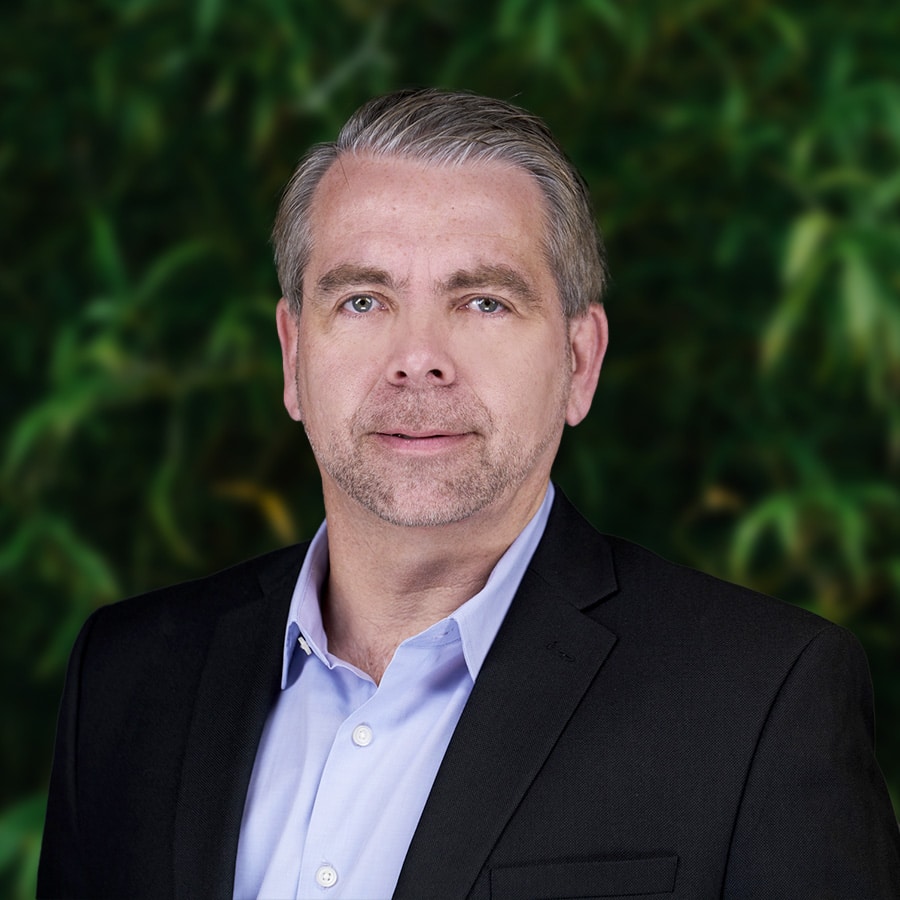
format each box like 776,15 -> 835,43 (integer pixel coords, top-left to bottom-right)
303,391 -> 561,528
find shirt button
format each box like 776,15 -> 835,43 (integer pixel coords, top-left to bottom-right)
352,723 -> 373,747
315,864 -> 338,888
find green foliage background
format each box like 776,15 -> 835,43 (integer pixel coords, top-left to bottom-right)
3,0 -> 899,893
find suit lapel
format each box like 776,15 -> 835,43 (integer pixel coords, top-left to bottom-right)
394,492 -> 620,898
172,547 -> 305,900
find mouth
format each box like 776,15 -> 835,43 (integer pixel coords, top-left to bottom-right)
386,432 -> 456,440
373,430 -> 474,452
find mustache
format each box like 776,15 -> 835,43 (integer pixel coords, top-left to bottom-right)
350,388 -> 493,435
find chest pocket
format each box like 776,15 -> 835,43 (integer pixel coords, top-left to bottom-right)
489,854 -> 678,898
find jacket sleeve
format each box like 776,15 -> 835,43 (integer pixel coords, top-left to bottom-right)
37,612 -> 98,899
724,624 -> 900,897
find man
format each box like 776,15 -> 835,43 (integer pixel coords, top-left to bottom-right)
39,88 -> 899,898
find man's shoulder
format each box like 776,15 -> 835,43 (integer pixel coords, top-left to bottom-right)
533,507 -> 872,735
605,531 -> 826,619
594,531 -> 857,666
542,492 -> 850,655
82,542 -> 310,647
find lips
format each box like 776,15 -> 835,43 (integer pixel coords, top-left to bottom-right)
386,432 -> 457,440
372,430 -> 474,451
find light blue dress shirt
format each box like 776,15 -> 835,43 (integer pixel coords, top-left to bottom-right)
233,484 -> 554,899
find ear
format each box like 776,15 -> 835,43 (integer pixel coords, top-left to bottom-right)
565,304 -> 608,426
276,297 -> 303,422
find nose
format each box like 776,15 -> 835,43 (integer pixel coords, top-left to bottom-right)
385,311 -> 456,387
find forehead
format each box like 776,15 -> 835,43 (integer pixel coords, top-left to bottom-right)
306,154 -> 550,270
314,151 -> 545,209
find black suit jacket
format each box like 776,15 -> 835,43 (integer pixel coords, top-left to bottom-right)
38,491 -> 900,898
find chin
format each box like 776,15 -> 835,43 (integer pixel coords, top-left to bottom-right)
364,490 -> 496,528
344,473 -> 509,528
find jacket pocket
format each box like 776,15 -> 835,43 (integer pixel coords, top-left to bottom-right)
490,854 -> 678,899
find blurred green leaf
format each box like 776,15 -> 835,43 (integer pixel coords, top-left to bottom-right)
782,210 -> 832,286
840,244 -> 882,359
0,792 -> 45,900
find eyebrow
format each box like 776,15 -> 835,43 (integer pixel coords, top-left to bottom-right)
440,264 -> 543,308
315,264 -> 405,295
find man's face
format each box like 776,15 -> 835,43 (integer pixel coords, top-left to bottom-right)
277,154 -> 605,528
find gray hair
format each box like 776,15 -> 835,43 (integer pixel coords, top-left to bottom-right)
273,88 -> 607,319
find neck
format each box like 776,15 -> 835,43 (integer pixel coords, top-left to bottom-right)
320,482 -> 547,682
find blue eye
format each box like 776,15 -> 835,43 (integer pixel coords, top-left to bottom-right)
344,295 -> 378,313
468,297 -> 504,314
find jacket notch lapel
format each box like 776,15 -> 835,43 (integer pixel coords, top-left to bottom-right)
394,567 -> 617,898
172,558 -> 298,900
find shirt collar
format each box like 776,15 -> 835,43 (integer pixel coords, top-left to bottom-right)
449,484 -> 554,679
280,484 -> 555,688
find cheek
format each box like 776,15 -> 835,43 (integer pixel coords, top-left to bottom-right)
297,345 -> 375,431
468,340 -> 571,414
475,357 -> 566,431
